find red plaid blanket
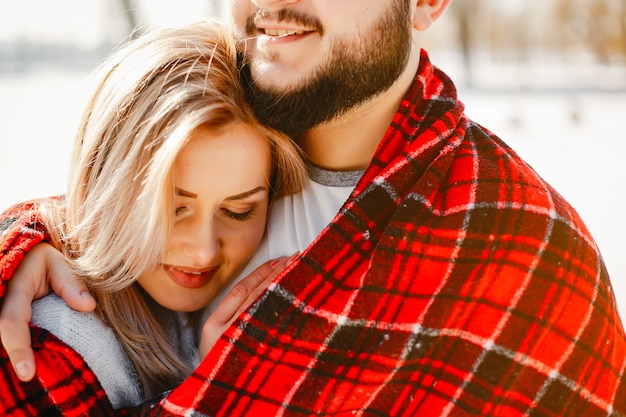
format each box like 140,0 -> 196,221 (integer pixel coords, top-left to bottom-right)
1,51 -> 625,416
0,200 -> 116,416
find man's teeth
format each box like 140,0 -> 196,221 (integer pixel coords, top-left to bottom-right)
264,29 -> 306,37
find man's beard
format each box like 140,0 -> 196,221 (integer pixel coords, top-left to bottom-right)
243,0 -> 412,140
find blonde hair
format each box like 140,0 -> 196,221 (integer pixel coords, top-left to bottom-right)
40,19 -> 307,398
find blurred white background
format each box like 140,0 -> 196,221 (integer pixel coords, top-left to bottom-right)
1,0 -> 625,315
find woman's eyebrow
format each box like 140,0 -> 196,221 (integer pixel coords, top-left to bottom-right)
226,186 -> 267,201
175,187 -> 197,198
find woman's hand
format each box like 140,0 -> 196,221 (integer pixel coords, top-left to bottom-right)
199,254 -> 297,359
0,243 -> 96,381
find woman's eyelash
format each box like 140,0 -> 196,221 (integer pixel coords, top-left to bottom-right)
224,208 -> 254,221
175,205 -> 256,220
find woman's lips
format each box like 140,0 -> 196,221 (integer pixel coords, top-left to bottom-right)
164,265 -> 217,289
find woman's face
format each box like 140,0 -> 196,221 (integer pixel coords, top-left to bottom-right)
137,122 -> 272,312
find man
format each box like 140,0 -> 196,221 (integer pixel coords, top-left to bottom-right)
1,0 -> 625,415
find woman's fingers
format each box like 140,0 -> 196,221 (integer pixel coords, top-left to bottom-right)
199,253 -> 297,358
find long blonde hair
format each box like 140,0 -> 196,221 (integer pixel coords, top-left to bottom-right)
40,19 -> 307,398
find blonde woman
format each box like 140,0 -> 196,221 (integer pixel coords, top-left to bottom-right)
0,19 -> 306,411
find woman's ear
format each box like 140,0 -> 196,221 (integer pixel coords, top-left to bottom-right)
412,0 -> 452,31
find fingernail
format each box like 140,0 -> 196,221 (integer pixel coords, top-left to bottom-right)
16,362 -> 31,379
286,252 -> 300,266
269,259 -> 281,268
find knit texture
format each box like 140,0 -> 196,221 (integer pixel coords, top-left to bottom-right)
31,294 -> 144,408
1,51 -> 625,416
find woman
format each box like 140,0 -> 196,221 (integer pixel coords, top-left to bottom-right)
6,19 -> 307,410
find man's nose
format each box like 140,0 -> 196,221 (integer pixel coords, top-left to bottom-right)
252,0 -> 299,9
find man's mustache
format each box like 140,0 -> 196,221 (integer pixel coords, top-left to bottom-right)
246,8 -> 324,36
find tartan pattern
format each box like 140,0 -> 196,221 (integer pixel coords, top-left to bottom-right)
0,200 -> 49,298
0,51 -> 624,416
0,327 -> 115,417
0,199 -> 116,416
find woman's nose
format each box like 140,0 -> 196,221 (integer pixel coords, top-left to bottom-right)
183,223 -> 220,267
252,0 -> 299,9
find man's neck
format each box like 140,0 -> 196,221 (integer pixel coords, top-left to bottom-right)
298,53 -> 422,172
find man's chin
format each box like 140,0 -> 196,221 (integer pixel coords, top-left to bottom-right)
250,65 -> 303,94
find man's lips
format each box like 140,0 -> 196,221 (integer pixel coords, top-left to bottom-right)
261,28 -> 310,37
254,27 -> 315,47
164,265 -> 217,289
250,7 -> 323,38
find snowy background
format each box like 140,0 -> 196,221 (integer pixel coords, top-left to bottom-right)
1,1 -> 625,316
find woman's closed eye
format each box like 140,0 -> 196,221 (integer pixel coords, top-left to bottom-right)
222,207 -> 255,221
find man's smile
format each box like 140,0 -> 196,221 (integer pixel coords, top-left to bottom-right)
262,28 -> 309,37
